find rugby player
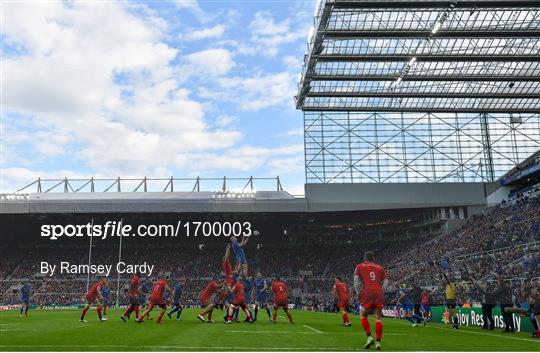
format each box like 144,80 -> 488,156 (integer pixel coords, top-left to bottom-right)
121,272 -> 142,321
231,233 -> 250,277
254,272 -> 271,321
226,275 -> 253,323
332,276 -> 351,327
101,284 -> 111,316
138,279 -> 153,320
420,288 -> 431,325
136,275 -> 173,324
80,277 -> 108,322
19,282 -> 32,317
197,277 -> 221,323
223,244 -> 234,290
354,251 -> 386,350
271,276 -> 293,324
167,279 -> 184,320
392,289 -> 423,326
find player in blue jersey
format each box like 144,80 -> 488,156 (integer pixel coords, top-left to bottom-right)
19,282 -> 32,317
230,231 -> 255,277
253,272 -> 271,321
392,289 -> 424,327
138,280 -> 153,320
101,284 -> 111,316
167,279 -> 185,320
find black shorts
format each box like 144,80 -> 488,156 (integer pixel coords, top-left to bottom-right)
413,304 -> 421,313
446,299 -> 457,309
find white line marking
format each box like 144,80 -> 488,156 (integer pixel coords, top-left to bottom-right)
0,345 -> 353,351
226,330 -> 315,334
225,330 -> 410,336
303,324 -> 323,333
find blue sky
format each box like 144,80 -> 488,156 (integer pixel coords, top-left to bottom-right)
1,0 -> 316,194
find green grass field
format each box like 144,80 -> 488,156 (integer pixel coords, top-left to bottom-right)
1,309 -> 538,351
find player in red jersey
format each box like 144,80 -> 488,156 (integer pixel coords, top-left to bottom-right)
197,277 -> 222,323
222,244 -> 234,290
271,276 -> 293,324
80,277 -> 108,322
420,288 -> 431,325
121,272 -> 142,321
333,276 -> 351,327
226,275 -> 253,323
136,275 -> 173,324
354,251 -> 388,351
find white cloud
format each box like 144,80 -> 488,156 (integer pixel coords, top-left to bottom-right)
186,144 -> 304,173
2,1 -> 242,182
215,115 -> 237,127
217,71 -> 297,111
249,11 -> 309,56
1,2 -> 307,192
184,24 -> 225,41
186,48 -> 235,76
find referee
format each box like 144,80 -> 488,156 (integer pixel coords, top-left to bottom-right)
442,271 -> 459,329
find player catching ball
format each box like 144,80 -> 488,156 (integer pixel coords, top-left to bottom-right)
230,232 -> 251,277
80,277 -> 108,323
354,251 -> 387,351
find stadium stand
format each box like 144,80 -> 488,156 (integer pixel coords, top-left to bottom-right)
1,195 -> 537,312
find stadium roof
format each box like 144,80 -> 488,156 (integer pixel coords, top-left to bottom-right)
295,0 -> 540,113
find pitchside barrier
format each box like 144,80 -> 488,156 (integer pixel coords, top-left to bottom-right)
383,305 -> 535,333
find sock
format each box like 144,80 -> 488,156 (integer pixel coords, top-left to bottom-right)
453,316 -> 459,325
254,306 -> 259,319
134,305 -> 139,319
343,312 -> 350,323
246,310 -> 252,321
176,308 -> 182,319
413,314 -> 424,322
158,311 -> 165,322
266,307 -> 271,318
375,320 -> 383,341
405,316 -> 415,324
228,314 -> 232,321
233,308 -> 239,320
361,317 -> 371,336
25,306 -> 29,315
123,305 -> 133,317
272,310 -> 277,321
286,312 -> 293,323
20,306 -> 24,315
248,309 -> 253,319
208,311 -> 212,321
81,307 -> 89,320
169,307 -> 179,315
97,306 -> 102,320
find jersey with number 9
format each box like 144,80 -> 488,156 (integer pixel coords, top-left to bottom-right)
354,261 -> 386,291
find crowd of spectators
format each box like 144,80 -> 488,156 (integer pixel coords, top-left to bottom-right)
1,195 -> 538,310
